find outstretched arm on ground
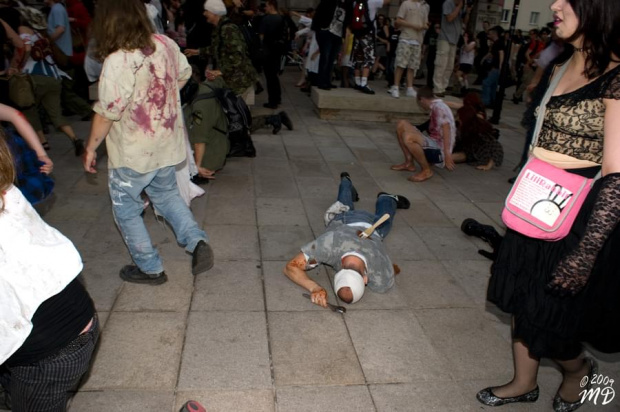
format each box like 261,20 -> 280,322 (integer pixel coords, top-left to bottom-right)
284,252 -> 328,307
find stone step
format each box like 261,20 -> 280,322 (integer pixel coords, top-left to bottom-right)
311,84 -> 430,123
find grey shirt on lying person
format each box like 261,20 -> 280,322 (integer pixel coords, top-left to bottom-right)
300,221 -> 395,293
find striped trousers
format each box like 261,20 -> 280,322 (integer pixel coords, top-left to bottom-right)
0,316 -> 99,412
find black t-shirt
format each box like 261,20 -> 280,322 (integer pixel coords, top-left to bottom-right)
424,28 -> 439,60
476,30 -> 488,55
6,277 -> 95,366
388,27 -> 399,57
491,37 -> 505,69
259,14 -> 284,51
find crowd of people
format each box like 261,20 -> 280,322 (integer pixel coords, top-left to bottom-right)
1,0 -> 619,410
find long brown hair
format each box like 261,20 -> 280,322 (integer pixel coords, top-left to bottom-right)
457,106 -> 494,149
91,0 -> 155,60
0,132 -> 16,212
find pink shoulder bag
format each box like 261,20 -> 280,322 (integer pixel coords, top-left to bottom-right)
501,57 -> 600,241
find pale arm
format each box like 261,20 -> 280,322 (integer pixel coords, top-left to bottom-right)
83,113 -> 113,174
0,104 -> 53,174
442,123 -> 455,170
283,252 -> 328,307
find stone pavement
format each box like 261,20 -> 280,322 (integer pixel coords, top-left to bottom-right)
36,70 -> 619,412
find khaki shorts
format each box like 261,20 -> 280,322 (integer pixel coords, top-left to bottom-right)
395,42 -> 421,70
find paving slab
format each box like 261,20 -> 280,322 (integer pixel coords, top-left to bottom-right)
178,311 -> 271,390
415,308 -> 514,381
203,194 -> 257,226
69,390 -> 174,412
276,385 -> 375,412
346,310 -> 451,383
258,225 -> 314,261
174,390 -> 275,412
256,197 -> 308,226
205,175 -> 254,198
415,227 -> 487,261
370,382 -> 475,412
382,224 -> 436,261
191,260 -> 264,312
255,174 -> 300,198
206,224 -> 260,261
82,312 -> 186,390
268,311 -> 365,386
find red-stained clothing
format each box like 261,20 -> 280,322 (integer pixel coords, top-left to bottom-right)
65,0 -> 91,66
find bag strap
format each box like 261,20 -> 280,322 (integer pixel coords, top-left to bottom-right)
529,56 -> 572,151
528,55 -> 602,181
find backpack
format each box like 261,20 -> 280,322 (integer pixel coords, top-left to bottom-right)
191,84 -> 256,157
351,0 -> 373,36
219,20 -> 264,72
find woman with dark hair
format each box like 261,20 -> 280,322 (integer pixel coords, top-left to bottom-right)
452,105 -> 503,170
477,0 -> 620,410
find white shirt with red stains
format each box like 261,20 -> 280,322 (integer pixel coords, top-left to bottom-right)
94,34 -> 191,174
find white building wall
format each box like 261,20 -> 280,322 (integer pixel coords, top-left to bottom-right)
499,0 -> 554,32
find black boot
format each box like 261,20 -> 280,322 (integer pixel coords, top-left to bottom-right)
461,218 -> 503,259
266,115 -> 282,135
279,111 -> 293,130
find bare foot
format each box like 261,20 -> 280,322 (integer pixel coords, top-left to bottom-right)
391,163 -> 416,172
408,169 -> 433,182
476,160 -> 495,171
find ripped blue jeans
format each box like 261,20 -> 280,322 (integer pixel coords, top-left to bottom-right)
108,166 -> 208,274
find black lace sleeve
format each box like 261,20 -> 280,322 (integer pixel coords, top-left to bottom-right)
602,65 -> 620,100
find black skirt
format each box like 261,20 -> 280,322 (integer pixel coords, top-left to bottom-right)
488,168 -> 620,360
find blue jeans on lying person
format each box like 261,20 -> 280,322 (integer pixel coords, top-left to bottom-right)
333,177 -> 397,239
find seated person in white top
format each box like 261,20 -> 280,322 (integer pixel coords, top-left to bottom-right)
0,136 -> 98,412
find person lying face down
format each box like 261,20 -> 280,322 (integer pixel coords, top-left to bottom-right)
283,172 -> 409,306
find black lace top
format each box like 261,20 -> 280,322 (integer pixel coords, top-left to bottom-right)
536,63 -> 620,164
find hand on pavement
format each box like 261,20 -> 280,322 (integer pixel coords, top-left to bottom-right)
310,287 -> 328,308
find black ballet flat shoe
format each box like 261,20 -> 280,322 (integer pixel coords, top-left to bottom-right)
552,358 -> 598,412
476,386 -> 539,407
